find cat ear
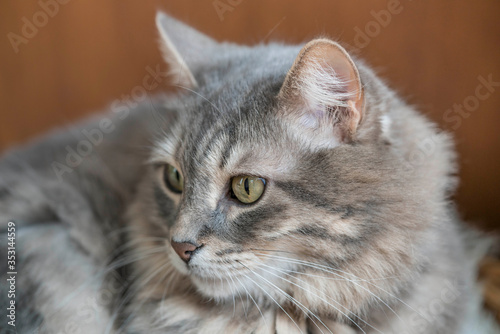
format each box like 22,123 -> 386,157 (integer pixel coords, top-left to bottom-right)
278,39 -> 364,146
156,12 -> 218,88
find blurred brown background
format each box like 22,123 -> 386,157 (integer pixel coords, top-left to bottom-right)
0,0 -> 499,231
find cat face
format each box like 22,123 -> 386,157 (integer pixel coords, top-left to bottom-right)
131,13 -> 453,316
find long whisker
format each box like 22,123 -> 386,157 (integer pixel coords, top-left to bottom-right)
109,236 -> 167,256
284,269 -> 400,282
234,274 -> 268,328
247,264 -> 330,334
256,252 -> 403,322
226,269 -> 242,317
106,245 -> 168,272
261,252 -> 427,321
252,249 -> 400,281
238,262 -> 304,334
256,261 -> 383,334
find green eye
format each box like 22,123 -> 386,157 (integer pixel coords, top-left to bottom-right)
164,164 -> 184,193
231,176 -> 266,204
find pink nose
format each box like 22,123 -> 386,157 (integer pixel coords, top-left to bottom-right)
171,241 -> 199,263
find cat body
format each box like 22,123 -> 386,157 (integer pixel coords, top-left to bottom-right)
0,12 -> 497,334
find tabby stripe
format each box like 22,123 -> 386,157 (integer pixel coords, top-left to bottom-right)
226,204 -> 287,242
219,129 -> 236,169
275,181 -> 344,214
293,225 -> 363,246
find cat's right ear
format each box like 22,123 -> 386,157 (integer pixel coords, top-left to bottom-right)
277,39 -> 364,147
156,12 -> 218,88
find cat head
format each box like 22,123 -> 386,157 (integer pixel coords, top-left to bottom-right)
130,12 -> 455,316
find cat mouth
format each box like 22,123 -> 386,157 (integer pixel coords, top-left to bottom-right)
168,249 -> 249,281
167,245 -> 294,300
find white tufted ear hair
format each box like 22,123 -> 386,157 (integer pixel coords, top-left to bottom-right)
278,39 -> 364,147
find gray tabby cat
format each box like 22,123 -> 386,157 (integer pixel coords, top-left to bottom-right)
0,12 -> 497,334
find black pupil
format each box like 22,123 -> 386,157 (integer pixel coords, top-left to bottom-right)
244,177 -> 250,195
174,170 -> 179,182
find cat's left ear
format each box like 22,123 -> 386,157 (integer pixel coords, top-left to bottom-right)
278,39 -> 364,146
156,12 -> 218,88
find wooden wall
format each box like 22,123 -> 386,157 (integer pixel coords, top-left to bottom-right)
1,0 -> 499,230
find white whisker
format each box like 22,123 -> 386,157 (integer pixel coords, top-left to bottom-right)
256,253 -> 403,322
256,261 -> 384,334
235,274 -> 268,328
248,264 -> 330,334
238,261 -> 304,334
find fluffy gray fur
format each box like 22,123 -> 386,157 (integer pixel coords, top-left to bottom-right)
0,12 -> 497,334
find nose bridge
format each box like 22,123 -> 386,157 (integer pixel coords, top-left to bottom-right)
172,166 -> 225,242
172,201 -> 227,243
170,212 -> 198,243
171,203 -> 209,242
183,156 -> 222,210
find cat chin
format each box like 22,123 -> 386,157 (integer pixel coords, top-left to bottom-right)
190,274 -> 278,305
190,275 -> 242,300
188,266 -> 291,305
